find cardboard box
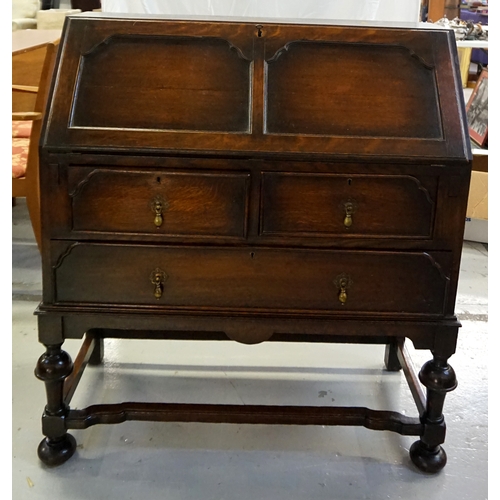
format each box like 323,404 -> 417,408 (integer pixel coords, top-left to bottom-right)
466,170 -> 488,220
472,151 -> 488,172
464,170 -> 488,243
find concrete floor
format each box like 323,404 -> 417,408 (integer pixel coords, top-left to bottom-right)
12,198 -> 488,499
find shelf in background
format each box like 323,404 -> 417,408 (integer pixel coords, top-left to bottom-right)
472,148 -> 488,156
456,40 -> 488,49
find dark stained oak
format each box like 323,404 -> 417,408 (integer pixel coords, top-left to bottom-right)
260,172 -> 437,238
35,13 -> 472,472
52,243 -> 451,315
265,41 -> 442,138
67,167 -> 250,237
71,36 -> 252,132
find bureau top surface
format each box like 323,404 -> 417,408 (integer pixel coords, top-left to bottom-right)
41,14 -> 472,163
57,12 -> 436,28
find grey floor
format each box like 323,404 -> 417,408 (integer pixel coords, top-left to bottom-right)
12,198 -> 488,499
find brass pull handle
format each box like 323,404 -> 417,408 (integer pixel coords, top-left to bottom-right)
334,274 -> 351,306
344,201 -> 356,229
150,195 -> 167,229
154,201 -> 163,228
149,268 -> 167,300
338,278 -> 348,304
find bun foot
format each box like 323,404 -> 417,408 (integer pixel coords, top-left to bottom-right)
410,440 -> 447,473
37,434 -> 77,467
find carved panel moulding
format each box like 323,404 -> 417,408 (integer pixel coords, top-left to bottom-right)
70,34 -> 253,133
264,40 -> 442,139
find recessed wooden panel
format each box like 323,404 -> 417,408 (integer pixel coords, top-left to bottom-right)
265,41 -> 442,138
54,243 -> 449,316
68,168 -> 250,238
70,35 -> 251,132
261,172 -> 436,238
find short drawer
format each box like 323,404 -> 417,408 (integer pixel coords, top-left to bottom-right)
67,168 -> 250,238
260,172 -> 437,238
53,243 -> 450,316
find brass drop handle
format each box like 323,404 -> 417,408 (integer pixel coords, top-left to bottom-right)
154,201 -> 163,228
338,278 -> 348,304
149,268 -> 167,300
153,273 -> 163,299
334,274 -> 351,306
344,202 -> 354,228
150,196 -> 167,229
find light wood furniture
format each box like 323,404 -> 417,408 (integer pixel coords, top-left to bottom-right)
12,29 -> 62,54
36,14 -> 472,473
12,30 -> 61,111
12,31 -> 60,249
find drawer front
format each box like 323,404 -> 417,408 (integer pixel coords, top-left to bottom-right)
53,243 -> 449,316
260,172 -> 437,238
68,168 -> 250,238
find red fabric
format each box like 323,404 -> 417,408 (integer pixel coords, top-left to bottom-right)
12,138 -> 29,179
12,120 -> 33,179
12,120 -> 33,138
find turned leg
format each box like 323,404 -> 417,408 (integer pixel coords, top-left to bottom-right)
410,352 -> 457,473
384,338 -> 403,371
35,344 -> 77,466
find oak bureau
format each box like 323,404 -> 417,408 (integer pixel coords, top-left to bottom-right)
35,13 -> 472,472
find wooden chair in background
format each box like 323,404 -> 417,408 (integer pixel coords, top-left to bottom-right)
12,39 -> 59,251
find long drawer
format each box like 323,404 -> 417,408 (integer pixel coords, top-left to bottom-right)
52,243 -> 450,316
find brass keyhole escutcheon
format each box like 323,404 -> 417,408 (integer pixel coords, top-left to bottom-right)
343,201 -> 357,229
334,274 -> 352,306
150,195 -> 167,229
149,268 -> 167,300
